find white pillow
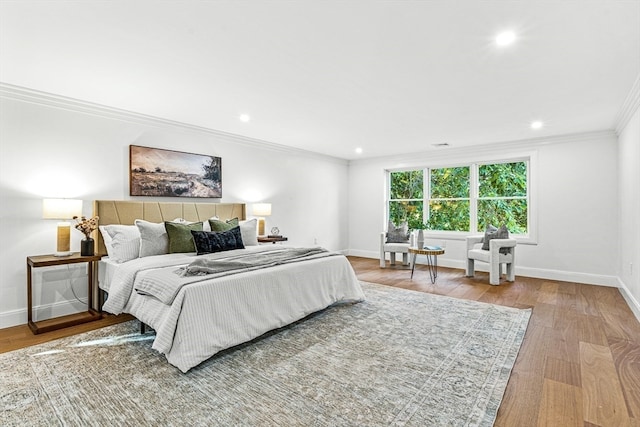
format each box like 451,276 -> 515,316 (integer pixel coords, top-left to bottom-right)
98,225 -> 113,255
101,224 -> 140,263
135,219 -> 168,257
239,218 -> 258,246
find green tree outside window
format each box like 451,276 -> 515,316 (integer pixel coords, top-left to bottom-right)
387,160 -> 528,234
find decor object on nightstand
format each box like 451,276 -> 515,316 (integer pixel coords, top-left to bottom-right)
252,203 -> 272,236
73,215 -> 99,256
42,199 -> 83,257
269,226 -> 281,238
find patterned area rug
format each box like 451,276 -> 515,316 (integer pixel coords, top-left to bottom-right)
1,282 -> 531,426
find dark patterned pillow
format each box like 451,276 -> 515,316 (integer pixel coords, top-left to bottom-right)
482,224 -> 511,254
191,227 -> 244,255
208,217 -> 239,232
386,221 -> 410,243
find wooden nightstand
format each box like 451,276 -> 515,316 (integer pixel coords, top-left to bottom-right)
257,236 -> 288,244
27,252 -> 102,334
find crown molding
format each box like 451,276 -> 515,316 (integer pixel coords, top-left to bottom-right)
0,82 -> 348,165
348,129 -> 617,166
615,73 -> 640,134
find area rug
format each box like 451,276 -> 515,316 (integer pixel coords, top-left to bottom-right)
0,282 -> 531,426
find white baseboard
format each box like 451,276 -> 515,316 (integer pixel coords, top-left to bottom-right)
617,278 -> 640,323
348,250 -> 620,287
0,299 -> 87,330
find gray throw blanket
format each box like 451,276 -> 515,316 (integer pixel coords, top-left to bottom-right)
134,247 -> 338,305
178,247 -> 331,277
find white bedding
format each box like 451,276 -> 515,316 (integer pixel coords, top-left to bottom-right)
99,246 -> 365,372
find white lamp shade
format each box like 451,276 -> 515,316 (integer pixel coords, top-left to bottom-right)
43,199 -> 83,220
252,203 -> 272,216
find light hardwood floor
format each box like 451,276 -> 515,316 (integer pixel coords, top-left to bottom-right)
2,256 -> 639,426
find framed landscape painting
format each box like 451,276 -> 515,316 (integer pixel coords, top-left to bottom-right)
129,145 -> 222,198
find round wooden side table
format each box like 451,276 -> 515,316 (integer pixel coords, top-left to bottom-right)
408,247 -> 445,283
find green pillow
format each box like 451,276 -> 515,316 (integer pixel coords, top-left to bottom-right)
165,221 -> 203,253
208,217 -> 239,232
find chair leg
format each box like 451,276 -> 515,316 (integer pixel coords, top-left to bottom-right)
380,249 -> 386,268
402,252 -> 409,266
390,252 -> 397,265
506,262 -> 515,282
490,262 -> 500,285
465,258 -> 475,277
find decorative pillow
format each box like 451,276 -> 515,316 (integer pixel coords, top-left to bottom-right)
386,221 -> 410,243
482,224 -> 511,254
98,225 -> 113,254
239,219 -> 258,246
100,224 -> 140,263
135,219 -> 169,258
208,217 -> 239,232
191,227 -> 244,255
165,221 -> 203,253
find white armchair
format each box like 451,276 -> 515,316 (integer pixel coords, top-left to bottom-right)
380,231 -> 415,268
465,235 -> 516,285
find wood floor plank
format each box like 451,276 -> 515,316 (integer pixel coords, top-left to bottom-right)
537,378 -> 583,427
537,281 -> 559,305
495,371 -> 544,427
531,302 -> 556,328
578,314 -> 611,347
577,285 -> 602,317
580,341 -> 632,427
544,356 -> 581,387
549,309 -> 581,363
609,337 -> 640,419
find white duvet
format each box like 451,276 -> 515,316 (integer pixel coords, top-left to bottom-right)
101,246 -> 365,372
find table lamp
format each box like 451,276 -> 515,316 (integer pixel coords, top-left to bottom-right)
42,198 -> 83,256
252,203 -> 272,236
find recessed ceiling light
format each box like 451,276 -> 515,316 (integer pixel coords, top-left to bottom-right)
355,147 -> 363,154
531,121 -> 543,129
495,31 -> 516,46
239,114 -> 251,122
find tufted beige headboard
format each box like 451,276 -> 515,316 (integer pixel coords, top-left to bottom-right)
93,200 -> 246,256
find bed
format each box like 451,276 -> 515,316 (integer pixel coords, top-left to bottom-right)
93,200 -> 365,372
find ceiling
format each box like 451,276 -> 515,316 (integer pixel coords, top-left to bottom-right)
1,1 -> 639,160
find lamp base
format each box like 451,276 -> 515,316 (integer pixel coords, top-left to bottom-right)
54,251 -> 73,257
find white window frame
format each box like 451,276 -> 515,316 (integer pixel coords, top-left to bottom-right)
385,152 -> 538,244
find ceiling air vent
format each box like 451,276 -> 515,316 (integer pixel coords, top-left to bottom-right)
432,143 -> 450,148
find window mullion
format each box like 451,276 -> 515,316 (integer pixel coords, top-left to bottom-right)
470,164 -> 478,233
424,168 -> 430,225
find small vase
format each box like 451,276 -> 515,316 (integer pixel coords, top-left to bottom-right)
81,237 -> 94,256
417,230 -> 425,248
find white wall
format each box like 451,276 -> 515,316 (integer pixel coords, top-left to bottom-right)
348,132 -> 620,286
0,91 -> 349,328
617,106 -> 640,319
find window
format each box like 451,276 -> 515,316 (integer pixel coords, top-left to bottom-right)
388,170 -> 424,229
428,166 -> 470,231
387,160 -> 529,235
477,162 -> 528,234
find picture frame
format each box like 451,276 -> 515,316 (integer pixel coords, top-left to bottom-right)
129,145 -> 222,198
